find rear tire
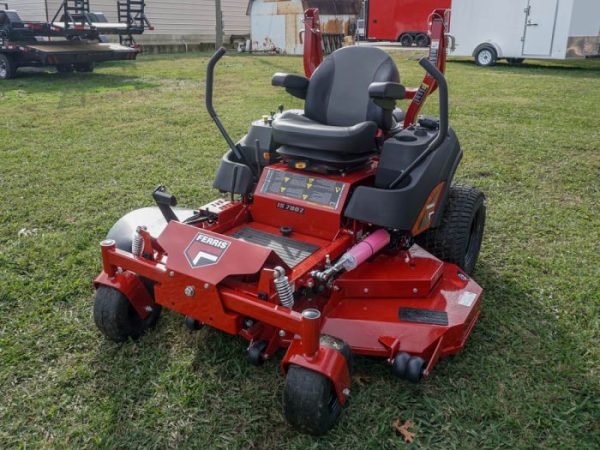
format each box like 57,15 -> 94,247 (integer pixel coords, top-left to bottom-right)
475,47 -> 497,67
416,183 -> 486,275
399,34 -> 414,47
0,54 -> 16,80
283,365 -> 342,435
415,33 -> 429,48
93,285 -> 161,342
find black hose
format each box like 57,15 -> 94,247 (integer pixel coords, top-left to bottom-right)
388,57 -> 449,189
205,47 -> 245,162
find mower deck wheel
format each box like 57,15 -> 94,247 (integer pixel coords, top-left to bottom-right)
247,340 -> 268,366
93,285 -> 161,342
185,316 -> 203,330
391,352 -> 411,378
283,365 -> 342,435
406,357 -> 425,383
416,183 -> 486,275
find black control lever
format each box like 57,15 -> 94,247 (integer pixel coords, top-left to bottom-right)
388,57 -> 449,189
153,185 -> 178,222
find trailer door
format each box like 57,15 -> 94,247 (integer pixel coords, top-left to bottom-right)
522,0 -> 559,56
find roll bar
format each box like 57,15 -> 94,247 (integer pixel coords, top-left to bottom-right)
205,47 -> 245,162
388,57 -> 449,189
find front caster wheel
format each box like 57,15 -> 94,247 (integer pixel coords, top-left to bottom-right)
93,285 -> 161,342
246,340 -> 267,366
406,357 -> 425,383
283,365 -> 342,435
391,352 -> 411,378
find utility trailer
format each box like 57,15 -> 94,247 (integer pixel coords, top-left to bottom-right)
357,0 -> 451,47
0,1 -> 152,79
449,0 -> 600,66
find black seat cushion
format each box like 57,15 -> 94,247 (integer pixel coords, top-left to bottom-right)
272,111 -> 377,154
271,47 -> 400,156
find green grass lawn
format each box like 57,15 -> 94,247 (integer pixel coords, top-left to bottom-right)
1,52 -> 599,449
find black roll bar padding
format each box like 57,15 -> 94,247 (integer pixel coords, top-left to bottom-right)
205,47 -> 245,163
388,57 -> 450,190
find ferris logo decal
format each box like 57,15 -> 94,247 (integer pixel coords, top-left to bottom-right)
184,233 -> 230,268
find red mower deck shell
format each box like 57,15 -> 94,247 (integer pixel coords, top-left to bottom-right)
95,165 -> 483,403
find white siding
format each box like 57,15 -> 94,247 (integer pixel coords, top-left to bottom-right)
6,0 -> 47,21
43,0 -> 249,43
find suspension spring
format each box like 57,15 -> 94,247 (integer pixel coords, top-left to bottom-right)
273,266 -> 294,309
131,225 -> 147,257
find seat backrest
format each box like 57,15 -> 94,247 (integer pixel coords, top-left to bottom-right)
304,46 -> 400,130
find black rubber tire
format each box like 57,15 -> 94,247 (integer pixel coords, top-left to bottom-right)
185,316 -> 203,331
93,285 -> 161,342
416,183 -> 486,275
74,62 -> 94,73
56,64 -> 74,73
283,365 -> 342,435
247,340 -> 267,366
399,34 -> 414,47
320,335 -> 354,375
506,58 -> 524,65
475,47 -> 497,67
415,33 -> 430,48
0,54 -> 16,80
406,357 -> 425,383
391,352 -> 411,378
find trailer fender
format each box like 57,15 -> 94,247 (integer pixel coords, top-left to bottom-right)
473,42 -> 503,59
106,206 -> 195,252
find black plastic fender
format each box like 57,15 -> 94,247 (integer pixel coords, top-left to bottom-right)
106,207 -> 195,252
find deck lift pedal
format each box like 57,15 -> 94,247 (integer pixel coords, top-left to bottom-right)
91,8 -> 486,435
0,1 -> 152,79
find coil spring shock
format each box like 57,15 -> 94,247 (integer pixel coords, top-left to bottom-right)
273,266 -> 294,309
131,225 -> 147,257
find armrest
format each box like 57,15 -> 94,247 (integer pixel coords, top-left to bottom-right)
272,72 -> 310,99
368,82 -> 406,110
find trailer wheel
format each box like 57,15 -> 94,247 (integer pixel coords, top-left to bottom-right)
283,365 -> 343,435
56,64 -> 74,73
399,33 -> 414,47
74,62 -> 94,73
93,285 -> 161,342
416,183 -> 486,275
506,58 -> 524,65
415,33 -> 430,48
0,54 -> 16,80
474,47 -> 497,67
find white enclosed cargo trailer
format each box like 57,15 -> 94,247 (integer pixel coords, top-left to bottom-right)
449,0 -> 600,66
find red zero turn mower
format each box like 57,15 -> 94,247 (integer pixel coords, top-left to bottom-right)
93,23 -> 486,436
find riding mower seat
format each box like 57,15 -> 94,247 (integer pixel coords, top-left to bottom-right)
271,46 -> 403,168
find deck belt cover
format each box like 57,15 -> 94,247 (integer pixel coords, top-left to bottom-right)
232,227 -> 319,268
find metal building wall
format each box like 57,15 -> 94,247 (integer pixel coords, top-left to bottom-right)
10,0 -> 249,44
5,0 -> 47,21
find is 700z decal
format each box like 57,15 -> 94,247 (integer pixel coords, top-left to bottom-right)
184,232 -> 230,268
276,202 -> 305,214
